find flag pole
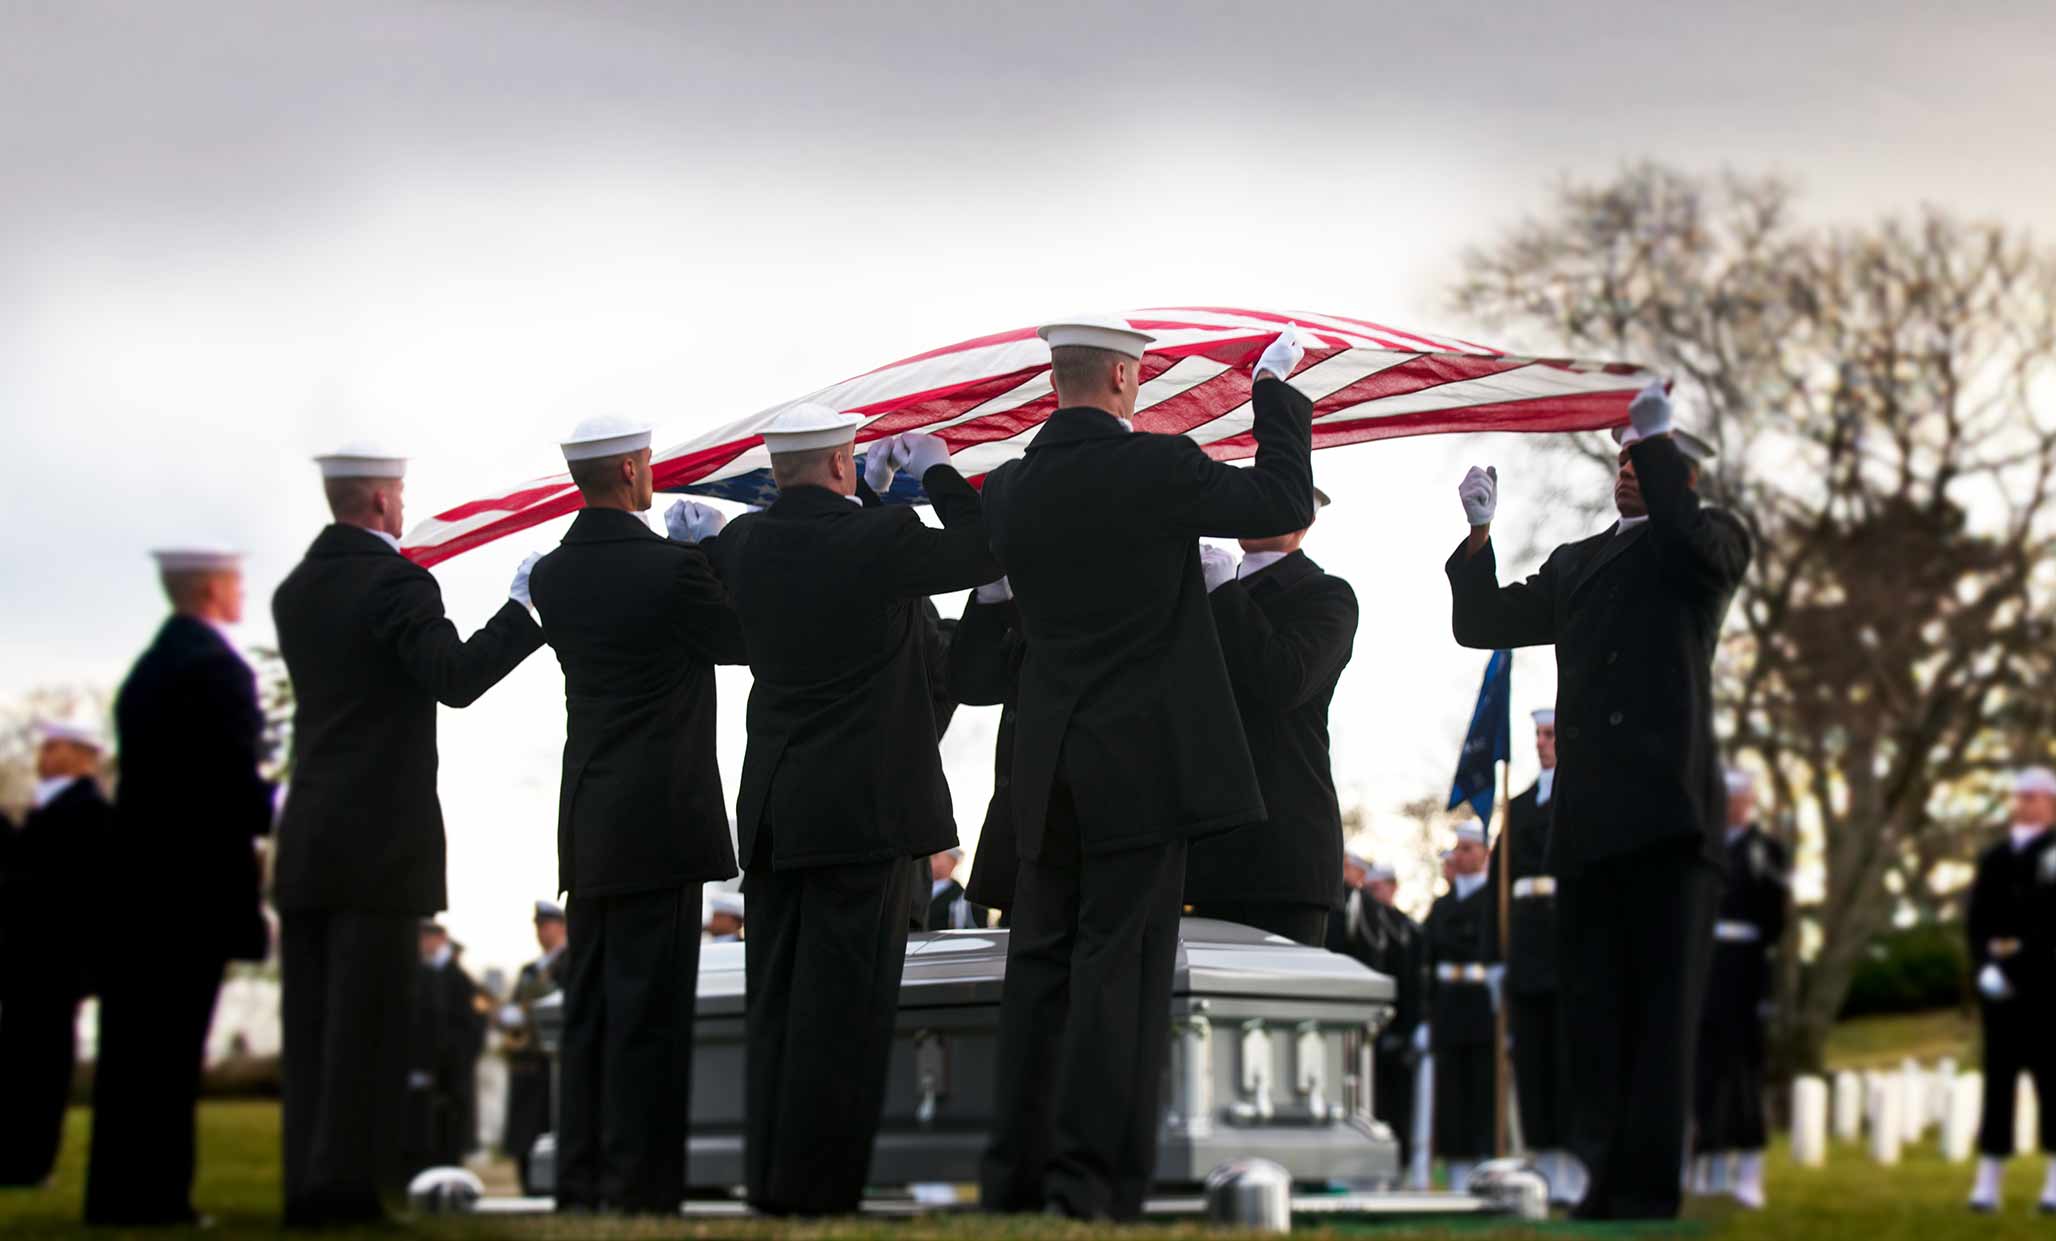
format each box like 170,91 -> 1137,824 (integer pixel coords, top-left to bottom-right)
1493,756 -> 1512,1159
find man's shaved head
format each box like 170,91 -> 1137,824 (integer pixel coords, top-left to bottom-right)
1050,345 -> 1143,419
770,442 -> 856,494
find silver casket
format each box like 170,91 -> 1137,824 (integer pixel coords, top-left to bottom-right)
531,917 -> 1399,1196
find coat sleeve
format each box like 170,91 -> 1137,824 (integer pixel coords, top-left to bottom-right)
1752,836 -> 1790,945
1965,852 -> 1993,969
1162,376 -> 1316,539
947,598 -> 1020,706
191,649 -> 277,838
1445,537 -> 1559,650
371,567 -> 545,708
1207,575 -> 1358,712
888,466 -> 1003,596
667,543 -> 748,665
1628,436 -> 1752,599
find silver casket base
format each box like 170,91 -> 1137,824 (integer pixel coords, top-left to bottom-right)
531,917 -> 1400,1196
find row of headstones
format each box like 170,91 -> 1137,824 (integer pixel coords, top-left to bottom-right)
1787,1060 -> 2038,1167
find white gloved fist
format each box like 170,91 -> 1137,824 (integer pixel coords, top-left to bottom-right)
898,432 -> 952,478
498,1003 -> 525,1028
664,498 -> 727,544
1622,378 -> 1674,445
1458,466 -> 1498,527
510,551 -> 543,609
1978,962 -> 2014,1002
974,576 -> 1013,604
1199,544 -> 1239,593
862,436 -> 906,492
1254,324 -> 1306,383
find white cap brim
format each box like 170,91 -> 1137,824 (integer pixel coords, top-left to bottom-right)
761,403 -> 864,455
1531,709 -> 1556,726
2013,766 -> 2056,797
315,443 -> 408,478
1614,424 -> 1716,463
1038,318 -> 1156,360
561,430 -> 653,462
34,719 -> 105,750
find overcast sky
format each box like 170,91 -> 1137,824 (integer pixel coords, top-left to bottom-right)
5,0 -> 2051,974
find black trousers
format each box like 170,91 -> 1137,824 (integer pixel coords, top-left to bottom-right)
503,1056 -> 553,1194
1183,899 -> 1329,949
280,909 -> 416,1227
1695,973 -> 1769,1152
1557,841 -> 1718,1221
83,947 -> 225,1226
558,886 -> 702,1215
982,783 -> 1188,1222
0,979 -> 80,1185
744,848 -> 911,1215
1373,1041 -> 1417,1170
1976,995 -> 2056,1157
1432,1039 -> 1496,1160
1509,991 -> 1569,1149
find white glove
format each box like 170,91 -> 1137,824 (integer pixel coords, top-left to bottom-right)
1622,379 -> 1673,445
510,551 -> 542,608
1199,544 -> 1238,593
861,437 -> 905,492
1458,466 -> 1498,527
498,1003 -> 525,1028
1254,324 -> 1306,383
1978,963 -> 2014,1002
898,432 -> 951,478
664,498 -> 727,544
974,577 -> 1013,604
1413,1022 -> 1431,1054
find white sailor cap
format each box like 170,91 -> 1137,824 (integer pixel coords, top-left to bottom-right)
1313,485 -> 1332,509
560,414 -> 653,463
707,891 -> 746,920
1343,850 -> 1370,870
2013,767 -> 2056,797
151,547 -> 242,573
1452,820 -> 1488,846
1531,708 -> 1556,727
533,899 -> 565,921
34,717 -> 105,751
1613,424 -> 1717,463
759,402 -> 864,455
314,442 -> 407,479
1725,769 -> 1756,797
943,846 -> 966,860
1365,862 -> 1398,883
1037,314 -> 1156,360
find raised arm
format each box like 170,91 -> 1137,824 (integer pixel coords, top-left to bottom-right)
1445,535 -> 1558,651
888,459 -> 1003,597
1207,575 -> 1357,711
947,588 -> 1022,707
1629,434 -> 1751,600
372,565 -> 545,709
1166,375 -> 1316,539
668,544 -> 749,666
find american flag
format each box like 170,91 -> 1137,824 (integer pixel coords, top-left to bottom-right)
403,306 -> 1652,567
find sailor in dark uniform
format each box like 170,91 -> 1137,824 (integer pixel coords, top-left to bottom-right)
1692,769 -> 1788,1208
978,321 -> 1314,1221
1424,820 -> 1497,1193
1447,384 -> 1749,1219
947,579 -> 1024,925
698,409 -> 998,1216
497,900 -> 566,1195
704,892 -> 746,942
89,547 -> 275,1227
273,444 -> 542,1227
1184,487 -> 1359,946
1964,766 -> 2056,1215
925,847 -> 990,930
0,721 -> 111,1186
1334,855 -> 1427,1172
528,415 -> 748,1215
1480,708 -> 1580,1205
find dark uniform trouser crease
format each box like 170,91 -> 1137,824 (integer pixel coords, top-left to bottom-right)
0,984 -> 77,1184
1434,1039 -> 1496,1160
557,886 -> 700,1214
1509,993 -> 1568,1149
982,781 -> 1188,1221
1976,997 -> 2056,1157
1557,841 -> 1719,1220
281,910 -> 416,1223
84,947 -> 226,1225
744,832 -> 912,1215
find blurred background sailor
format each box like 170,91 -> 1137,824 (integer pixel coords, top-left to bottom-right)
925,848 -> 989,931
704,892 -> 745,943
1423,820 -> 1497,1193
498,900 -> 566,1196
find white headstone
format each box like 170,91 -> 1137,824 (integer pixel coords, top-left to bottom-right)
2017,1073 -> 2039,1156
1942,1072 -> 1981,1163
1833,1071 -> 1863,1142
1900,1057 -> 1927,1141
1929,1058 -> 1957,1137
1791,1076 -> 1829,1167
1867,1078 -> 1901,1166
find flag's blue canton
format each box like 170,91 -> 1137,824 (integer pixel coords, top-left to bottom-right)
662,454 -> 930,506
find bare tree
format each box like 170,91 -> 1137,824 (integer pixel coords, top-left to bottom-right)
1449,164 -> 2056,1074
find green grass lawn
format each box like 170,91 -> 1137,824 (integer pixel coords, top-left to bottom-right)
1,1101 -> 2049,1240
1822,1009 -> 1978,1073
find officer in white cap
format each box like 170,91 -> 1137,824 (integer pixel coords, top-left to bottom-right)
703,892 -> 746,943
924,846 -> 988,931
270,441 -> 543,1226
88,545 -> 273,1226
1422,819 -> 1496,1193
0,719 -> 111,1187
1964,765 -> 2056,1214
695,403 -> 998,1215
1327,847 -> 1426,1173
498,899 -> 568,1195
978,319 -> 1315,1219
1447,381 -> 1750,1220
522,414 -> 746,1215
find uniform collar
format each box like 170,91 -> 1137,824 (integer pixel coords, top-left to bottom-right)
1239,549 -> 1320,591
1726,822 -> 1754,848
310,522 -> 405,559
1028,406 -> 1132,449
1536,767 -> 1555,805
539,942 -> 565,967
2010,823 -> 2051,852
32,775 -> 83,811
428,943 -> 454,969
1239,550 -> 1290,580
1615,514 -> 1649,534
1452,870 -> 1488,901
768,484 -> 864,516
931,877 -> 955,900
563,506 -> 659,543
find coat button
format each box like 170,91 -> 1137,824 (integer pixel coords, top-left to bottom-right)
1608,711 -> 1624,725
1607,651 -> 1619,664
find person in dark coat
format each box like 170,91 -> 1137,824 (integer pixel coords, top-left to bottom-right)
1184,488 -> 1357,946
907,600 -> 962,932
525,415 -> 748,1215
947,581 -> 1023,923
1479,708 -> 1580,1205
0,722 -> 110,1186
978,319 -> 1315,1221
498,900 -> 566,1195
1332,855 -> 1427,1172
697,409 -> 999,1216
272,445 -> 543,1227
437,935 -> 487,1163
1446,383 -> 1750,1220
403,923 -> 456,1177
87,548 -> 275,1227
924,848 -> 990,930
1424,822 -> 1497,1192
1693,768 -> 1787,1209
1963,766 -> 2056,1215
